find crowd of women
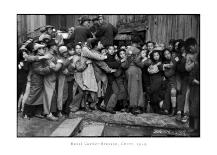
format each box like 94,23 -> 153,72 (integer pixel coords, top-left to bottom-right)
17,15 -> 200,135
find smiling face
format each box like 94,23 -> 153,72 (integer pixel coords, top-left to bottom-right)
119,50 -> 126,59
141,50 -> 147,58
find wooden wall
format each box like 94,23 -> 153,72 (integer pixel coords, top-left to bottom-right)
17,15 -> 200,45
145,15 -> 200,45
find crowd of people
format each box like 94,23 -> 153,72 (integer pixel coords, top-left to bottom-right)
17,15 -> 200,135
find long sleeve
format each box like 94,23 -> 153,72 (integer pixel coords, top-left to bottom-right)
95,26 -> 105,38
81,47 -> 106,60
185,54 -> 195,72
135,56 -> 151,68
94,60 -> 113,73
25,55 -> 40,62
104,55 -> 120,69
121,58 -> 131,69
32,61 -> 51,75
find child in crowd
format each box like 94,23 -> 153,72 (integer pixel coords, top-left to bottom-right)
148,50 -> 164,113
160,49 -> 177,116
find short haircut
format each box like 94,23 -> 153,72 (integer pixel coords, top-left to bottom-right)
150,50 -> 161,62
117,49 -> 126,59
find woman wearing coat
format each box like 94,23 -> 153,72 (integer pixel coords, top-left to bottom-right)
23,44 -> 52,119
120,46 -> 144,115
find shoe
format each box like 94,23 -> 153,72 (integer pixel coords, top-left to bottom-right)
169,108 -> 176,116
57,112 -> 64,118
181,115 -> 189,123
98,105 -> 107,112
68,112 -> 74,119
84,107 -> 92,112
161,109 -> 169,115
134,109 -> 142,115
175,113 -> 182,121
35,113 -> 45,119
130,108 -> 137,115
46,114 -> 58,121
90,105 -> 98,111
107,109 -> 116,114
23,114 -> 30,120
120,108 -> 129,113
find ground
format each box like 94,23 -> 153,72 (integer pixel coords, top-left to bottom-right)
17,110 -> 190,137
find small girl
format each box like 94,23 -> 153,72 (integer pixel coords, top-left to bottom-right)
135,49 -> 152,112
148,50 -> 164,113
161,49 -> 177,116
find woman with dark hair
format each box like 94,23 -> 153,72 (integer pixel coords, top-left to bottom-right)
147,50 -> 164,113
160,49 -> 177,116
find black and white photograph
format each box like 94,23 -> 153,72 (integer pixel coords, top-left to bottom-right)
17,14 -> 200,137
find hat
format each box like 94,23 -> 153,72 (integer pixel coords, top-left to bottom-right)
92,17 -> 99,22
40,27 -> 46,33
98,15 -> 103,19
81,16 -> 90,24
39,34 -> 51,41
59,46 -> 68,54
33,43 -> 45,51
45,25 -> 54,29
126,46 -> 140,55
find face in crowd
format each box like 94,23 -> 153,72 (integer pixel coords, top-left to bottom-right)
168,43 -> 174,51
98,16 -> 104,24
141,50 -> 147,58
164,50 -> 172,60
189,44 -> 197,54
51,45 -> 58,53
37,47 -> 45,56
108,46 -> 115,55
75,45 -> 82,55
47,28 -> 53,35
153,52 -> 160,61
119,50 -> 126,60
147,42 -> 154,52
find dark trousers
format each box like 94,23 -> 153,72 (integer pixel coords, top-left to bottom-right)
177,77 -> 189,112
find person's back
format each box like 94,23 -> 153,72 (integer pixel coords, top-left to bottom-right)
96,22 -> 117,47
74,25 -> 93,44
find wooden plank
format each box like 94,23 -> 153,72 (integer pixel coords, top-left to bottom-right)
50,117 -> 83,137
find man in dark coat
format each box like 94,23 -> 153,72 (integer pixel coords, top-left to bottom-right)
74,16 -> 93,44
95,15 -> 118,47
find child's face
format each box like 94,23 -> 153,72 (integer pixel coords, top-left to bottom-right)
75,45 -> 82,54
168,44 -> 173,51
141,50 -> 147,58
153,52 -> 160,61
108,46 -> 115,55
189,44 -> 197,53
119,51 -> 126,59
147,43 -> 154,51
38,47 -> 45,56
164,50 -> 171,60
